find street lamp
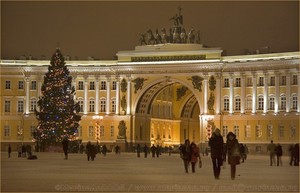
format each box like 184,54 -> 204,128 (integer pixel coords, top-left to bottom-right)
93,115 -> 103,143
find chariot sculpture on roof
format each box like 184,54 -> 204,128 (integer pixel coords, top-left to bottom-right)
139,6 -> 201,45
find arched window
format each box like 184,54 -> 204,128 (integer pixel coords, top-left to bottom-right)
258,95 -> 264,110
77,98 -> 84,112
280,94 -> 286,110
89,98 -> 95,112
100,97 -> 106,112
30,98 -> 37,112
223,96 -> 229,111
269,95 -> 275,110
235,96 -> 241,111
292,94 -> 298,110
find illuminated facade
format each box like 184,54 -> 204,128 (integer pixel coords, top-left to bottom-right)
1,43 -> 299,153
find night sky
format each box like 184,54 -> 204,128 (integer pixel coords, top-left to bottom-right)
1,1 -> 299,60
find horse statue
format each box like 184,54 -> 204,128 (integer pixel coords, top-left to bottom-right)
180,28 -> 187,43
146,29 -> 156,45
161,28 -> 168,43
188,29 -> 195,43
139,33 -> 147,45
155,29 -> 162,44
172,27 -> 181,43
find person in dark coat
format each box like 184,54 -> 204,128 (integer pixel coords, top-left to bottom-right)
208,128 -> 224,179
151,145 -> 156,158
288,144 -> 294,166
143,144 -> 148,158
8,144 -> 12,158
86,141 -> 96,161
62,138 -> 69,160
180,139 -> 191,173
293,143 -> 299,166
102,145 -> 107,156
190,142 -> 200,173
239,143 -> 245,163
155,145 -> 160,158
275,143 -> 283,166
226,132 -> 240,180
136,144 -> 141,157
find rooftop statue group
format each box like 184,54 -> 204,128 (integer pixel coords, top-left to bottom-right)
139,7 -> 201,45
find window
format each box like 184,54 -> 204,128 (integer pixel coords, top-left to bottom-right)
100,98 -> 106,112
224,78 -> 229,88
270,76 -> 275,86
234,125 -> 239,138
292,75 -> 297,85
31,81 -> 37,90
267,125 -> 273,139
222,125 -> 228,137
112,81 -> 117,90
88,126 -> 94,137
235,78 -> 241,87
292,95 -> 298,110
246,77 -> 252,87
258,95 -> 264,110
4,125 -> 10,137
78,81 -> 84,90
111,97 -> 116,112
223,96 -> 229,111
280,95 -> 286,110
245,125 -> 251,138
78,98 -> 84,112
279,125 -> 284,138
5,100 -> 11,112
235,96 -> 241,111
18,81 -> 24,89
101,81 -> 106,90
100,125 -> 104,137
18,100 -> 24,112
30,98 -> 37,112
89,81 -> 95,90
5,81 -> 11,89
246,95 -> 252,110
256,125 -> 262,138
30,126 -> 35,138
259,77 -> 264,86
110,126 -> 114,137
281,76 -> 286,86
89,98 -> 95,112
269,96 -> 275,110
290,125 -> 296,138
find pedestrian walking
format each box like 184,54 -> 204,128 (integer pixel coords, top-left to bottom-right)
155,145 -> 160,158
136,144 -> 141,157
226,132 -> 240,180
190,142 -> 200,173
151,144 -> 156,158
8,144 -> 12,158
86,141 -> 96,161
208,128 -> 224,179
293,143 -> 299,166
143,144 -> 148,158
239,143 -> 245,163
275,143 -> 283,166
115,145 -> 120,154
62,138 -> 69,160
102,145 -> 107,156
180,139 -> 191,173
267,140 -> 276,166
244,144 -> 249,160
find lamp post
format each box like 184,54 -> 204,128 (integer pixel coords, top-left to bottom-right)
93,115 -> 103,144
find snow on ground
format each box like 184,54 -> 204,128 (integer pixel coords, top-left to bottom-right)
1,152 -> 299,192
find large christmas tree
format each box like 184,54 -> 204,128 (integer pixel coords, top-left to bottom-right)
34,49 -> 81,147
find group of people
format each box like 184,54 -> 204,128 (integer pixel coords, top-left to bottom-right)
180,129 -> 244,180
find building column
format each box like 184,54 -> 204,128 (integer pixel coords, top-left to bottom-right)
72,76 -> 77,101
95,76 -> 99,114
37,75 -> 42,98
25,76 -> 30,115
106,76 -> 111,115
116,76 -> 120,115
286,71 -> 291,113
215,73 -> 221,114
252,73 -> 257,114
126,76 -> 131,115
298,72 -> 300,113
84,76 -> 88,115
229,73 -> 234,114
274,72 -> 280,114
203,74 -> 208,114
241,73 -> 246,114
263,72 -> 269,114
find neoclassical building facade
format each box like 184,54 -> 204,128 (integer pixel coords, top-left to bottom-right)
1,43 -> 299,153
